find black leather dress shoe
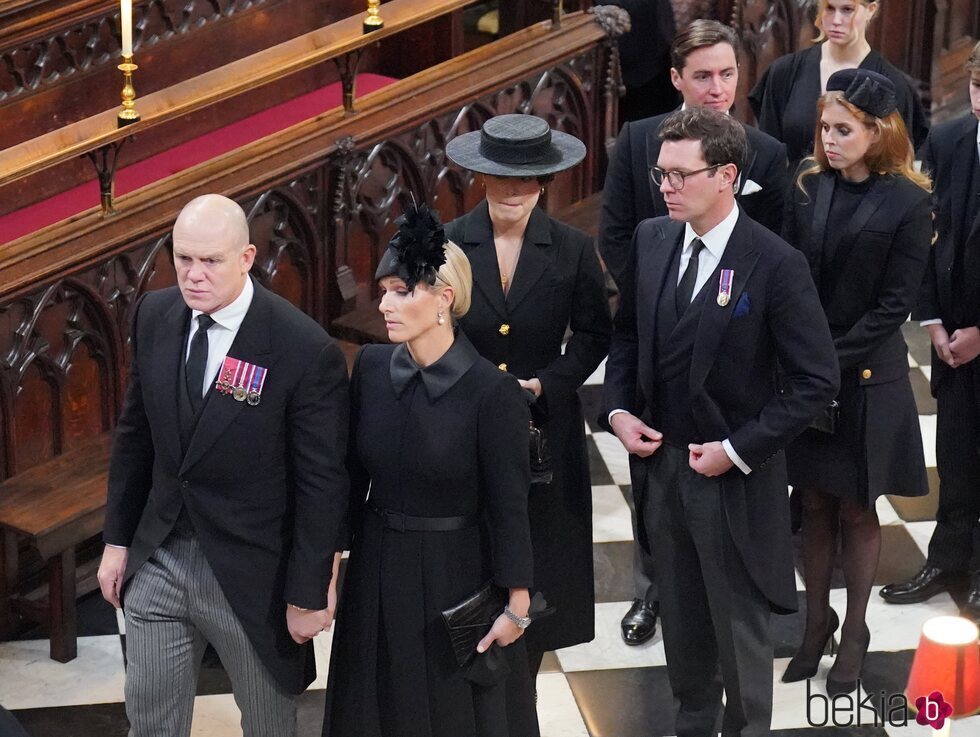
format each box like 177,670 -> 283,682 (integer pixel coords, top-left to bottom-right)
963,573 -> 980,620
621,599 -> 658,645
879,565 -> 961,604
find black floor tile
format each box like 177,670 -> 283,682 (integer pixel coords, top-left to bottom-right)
909,368 -> 936,414
902,323 -> 932,368
593,541 -> 637,603
297,689 -> 326,737
195,645 -> 233,696
12,702 -> 129,737
566,666 -> 676,737
579,385 -> 605,434
876,525 -> 927,585
587,436 -> 614,486
16,590 -> 119,641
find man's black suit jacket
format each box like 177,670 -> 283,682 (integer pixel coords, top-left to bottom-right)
104,278 -> 350,694
915,114 -> 980,393
600,112 -> 789,287
603,210 -> 838,612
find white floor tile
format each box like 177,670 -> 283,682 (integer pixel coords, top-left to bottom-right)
0,636 -> 125,709
919,415 -> 937,468
190,693 -> 242,737
907,353 -> 919,368
590,431 -> 632,486
555,601 -> 667,672
920,365 -> 932,382
905,521 -> 937,558
877,496 -> 902,526
831,586 -> 959,652
592,484 -> 634,543
116,607 -> 127,635
583,358 -> 606,386
536,672 -> 591,737
306,626 -> 336,690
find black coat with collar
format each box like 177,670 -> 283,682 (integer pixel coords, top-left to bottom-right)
103,279 -> 350,694
446,201 -> 611,652
603,210 -> 839,612
784,171 -> 931,502
599,111 -> 789,288
916,114 -> 980,393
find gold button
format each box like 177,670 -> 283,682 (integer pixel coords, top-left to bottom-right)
498,363 -> 508,372
499,323 -> 511,336
862,369 -> 872,380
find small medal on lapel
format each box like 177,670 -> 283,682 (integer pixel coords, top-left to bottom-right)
216,356 -> 241,394
717,269 -> 734,307
234,362 -> 257,402
246,365 -> 267,406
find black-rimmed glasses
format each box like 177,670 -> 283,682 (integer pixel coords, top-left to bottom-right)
650,164 -> 722,190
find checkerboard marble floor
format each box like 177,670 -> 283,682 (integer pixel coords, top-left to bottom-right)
2,324 -> 979,736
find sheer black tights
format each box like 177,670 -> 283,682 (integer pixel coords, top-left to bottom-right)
798,488 -> 880,680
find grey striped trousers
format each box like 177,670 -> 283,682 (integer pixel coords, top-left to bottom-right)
123,530 -> 296,737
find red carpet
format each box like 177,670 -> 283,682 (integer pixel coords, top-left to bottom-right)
0,73 -> 396,244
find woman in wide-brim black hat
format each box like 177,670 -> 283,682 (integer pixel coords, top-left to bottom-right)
445,114 -> 611,684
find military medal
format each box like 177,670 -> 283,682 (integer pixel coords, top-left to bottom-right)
216,356 -> 241,394
233,362 -> 255,402
246,366 -> 267,406
717,269 -> 734,307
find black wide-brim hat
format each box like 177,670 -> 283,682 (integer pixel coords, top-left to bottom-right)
445,114 -> 586,177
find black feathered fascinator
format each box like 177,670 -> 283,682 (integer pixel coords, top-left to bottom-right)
374,201 -> 447,290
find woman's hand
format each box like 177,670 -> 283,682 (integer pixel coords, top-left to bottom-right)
518,378 -> 542,397
476,613 -> 523,653
476,587 -> 531,653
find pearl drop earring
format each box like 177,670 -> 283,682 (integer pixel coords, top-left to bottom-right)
438,311 -> 446,325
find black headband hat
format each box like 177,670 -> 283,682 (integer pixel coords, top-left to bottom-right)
374,200 -> 447,290
826,68 -> 898,119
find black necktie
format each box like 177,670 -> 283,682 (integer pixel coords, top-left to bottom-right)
676,238 -> 706,315
185,314 -> 215,413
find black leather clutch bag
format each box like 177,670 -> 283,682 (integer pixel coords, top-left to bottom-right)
441,580 -> 508,668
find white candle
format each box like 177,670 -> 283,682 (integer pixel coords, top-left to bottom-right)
121,0 -> 133,57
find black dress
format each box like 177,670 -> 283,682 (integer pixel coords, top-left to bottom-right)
323,337 -> 539,737
446,201 -> 612,654
784,171 -> 930,505
749,45 -> 929,169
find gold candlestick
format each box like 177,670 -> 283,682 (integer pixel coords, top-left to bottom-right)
363,0 -> 383,33
117,54 -> 140,127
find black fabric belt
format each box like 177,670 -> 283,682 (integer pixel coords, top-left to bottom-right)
367,502 -> 478,532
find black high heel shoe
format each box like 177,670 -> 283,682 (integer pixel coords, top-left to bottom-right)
781,609 -> 840,683
826,624 -> 871,697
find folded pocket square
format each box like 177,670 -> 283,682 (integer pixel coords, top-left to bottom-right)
741,179 -> 763,195
733,292 -> 751,318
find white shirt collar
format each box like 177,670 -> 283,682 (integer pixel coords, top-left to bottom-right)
192,274 -> 254,332
683,203 -> 739,261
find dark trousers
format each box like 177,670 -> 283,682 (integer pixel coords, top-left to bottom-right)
929,363 -> 980,572
641,444 -> 773,737
629,455 -> 659,604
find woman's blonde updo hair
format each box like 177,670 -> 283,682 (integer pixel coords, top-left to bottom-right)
431,240 -> 472,320
814,0 -> 878,43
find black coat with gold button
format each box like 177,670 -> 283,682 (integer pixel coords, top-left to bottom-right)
782,170 -> 930,504
446,200 -> 612,652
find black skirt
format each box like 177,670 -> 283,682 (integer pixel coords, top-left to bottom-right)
787,370 -> 928,506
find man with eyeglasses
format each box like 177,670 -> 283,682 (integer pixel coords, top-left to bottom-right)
598,19 -> 789,649
603,106 -> 838,737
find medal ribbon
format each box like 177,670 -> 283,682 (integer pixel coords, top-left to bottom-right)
718,269 -> 734,302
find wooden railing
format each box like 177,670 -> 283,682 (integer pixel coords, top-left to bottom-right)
0,5 -> 625,481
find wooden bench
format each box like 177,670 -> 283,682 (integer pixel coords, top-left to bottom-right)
0,434 -> 112,662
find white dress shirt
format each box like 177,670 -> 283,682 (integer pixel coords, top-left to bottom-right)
186,276 -> 254,397
609,203 -> 751,474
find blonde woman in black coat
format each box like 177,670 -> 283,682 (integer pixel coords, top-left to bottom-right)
782,69 -> 931,697
445,115 -> 612,682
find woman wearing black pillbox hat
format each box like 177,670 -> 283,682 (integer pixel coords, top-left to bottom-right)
781,68 -> 932,697
444,114 -> 612,687
749,0 -> 928,171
